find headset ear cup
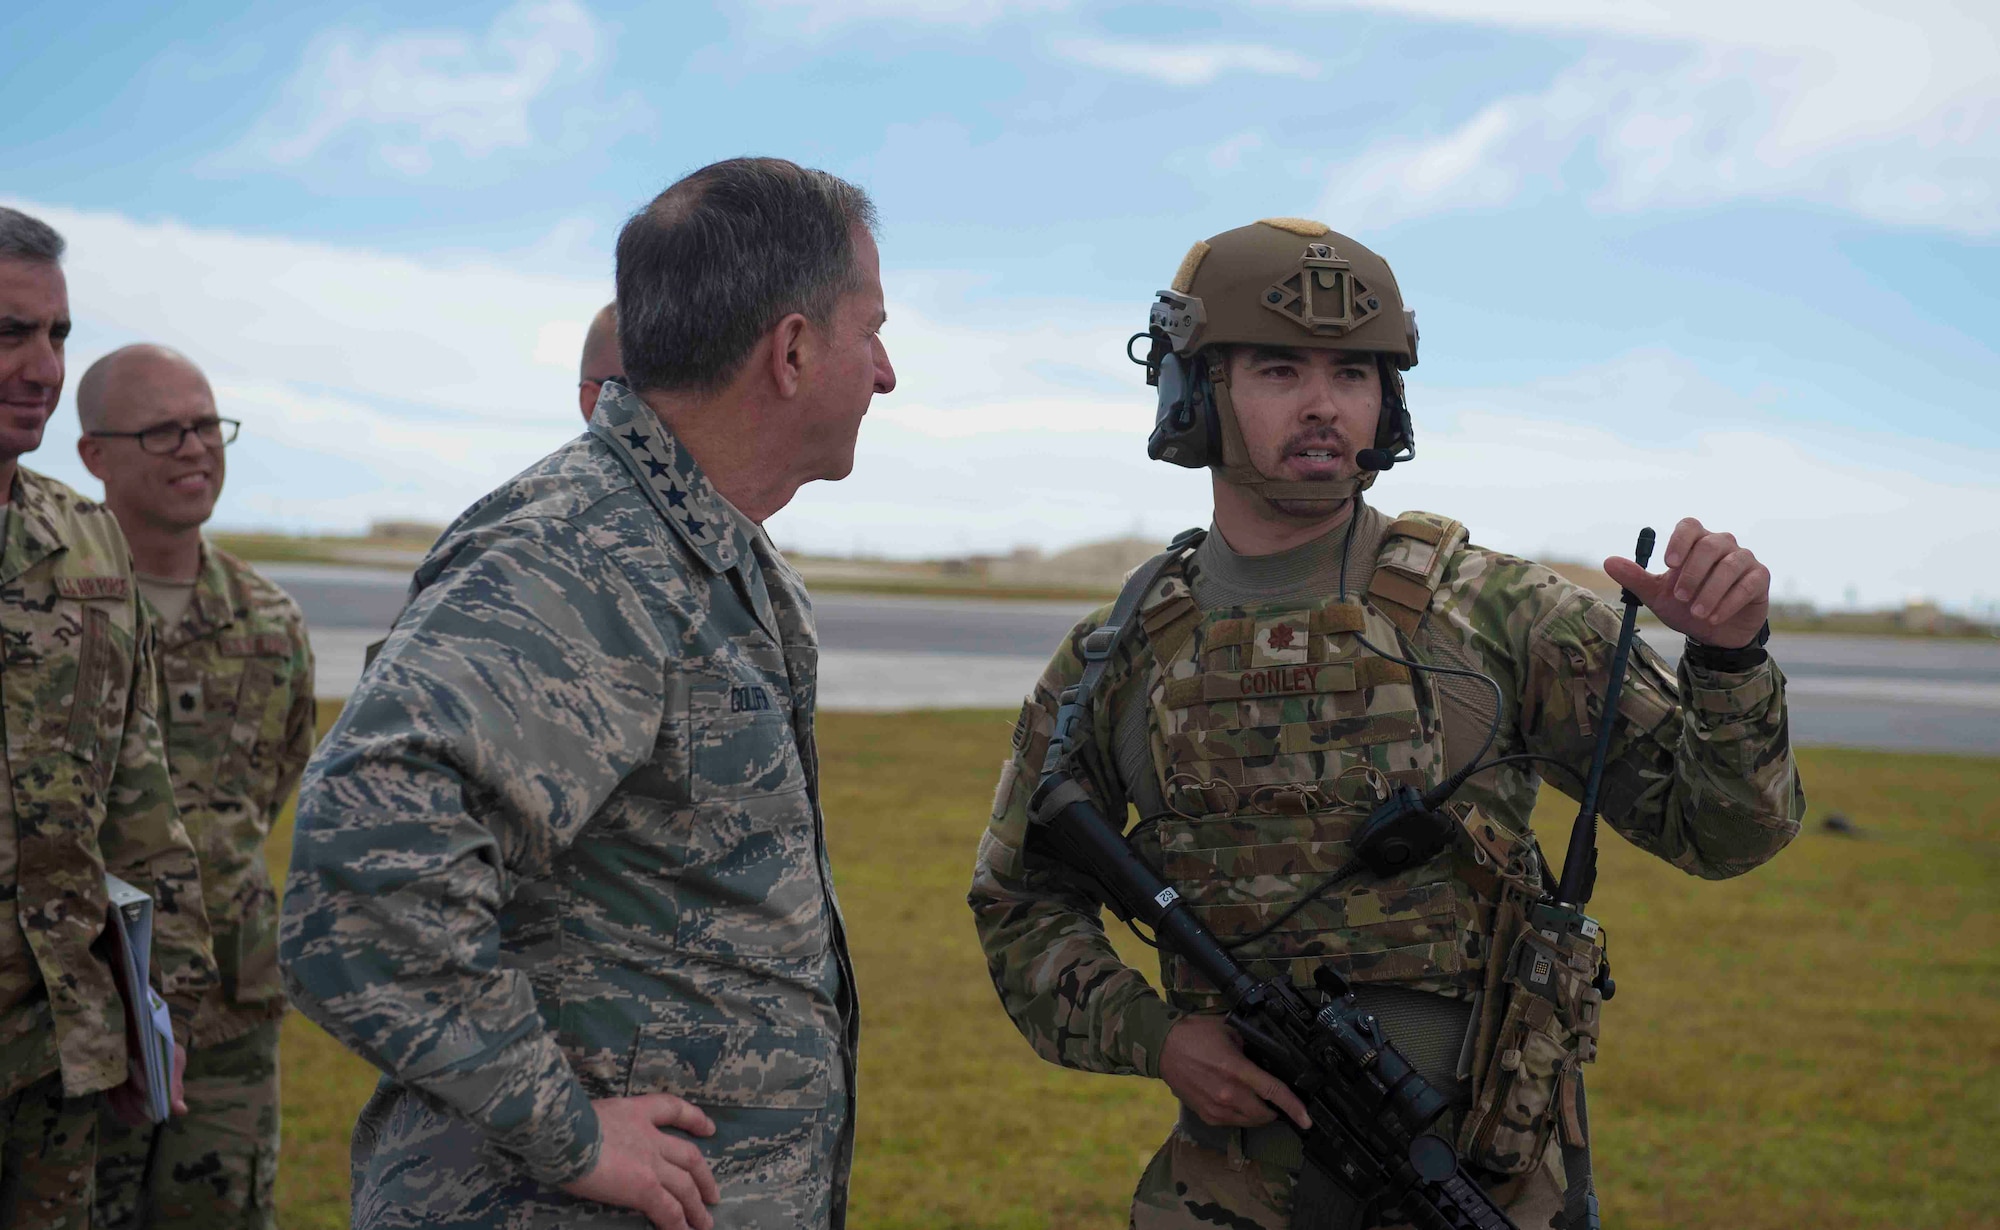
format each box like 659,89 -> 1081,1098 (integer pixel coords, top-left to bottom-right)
1149,352 -> 1217,469
1196,355 -> 1222,464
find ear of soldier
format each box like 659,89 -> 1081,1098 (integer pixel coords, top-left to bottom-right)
970,217 -> 1803,1230
578,299 -> 622,425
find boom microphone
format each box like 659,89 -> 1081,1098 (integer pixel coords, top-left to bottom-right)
1356,447 -> 1395,472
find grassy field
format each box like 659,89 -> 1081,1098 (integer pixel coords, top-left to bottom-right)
269,706 -> 1999,1229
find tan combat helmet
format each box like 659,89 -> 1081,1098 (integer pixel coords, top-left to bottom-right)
1137,218 -> 1419,502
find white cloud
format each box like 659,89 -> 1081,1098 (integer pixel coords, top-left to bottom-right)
250,0 -> 605,175
1296,0 -> 2000,234
1053,38 -> 1319,86
14,197 -> 1993,609
778,348 -> 2000,612
745,0 -> 1070,33
26,199 -> 610,425
12,197 -> 608,530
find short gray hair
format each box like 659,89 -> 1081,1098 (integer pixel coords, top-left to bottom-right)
0,207 -> 65,264
615,158 -> 877,395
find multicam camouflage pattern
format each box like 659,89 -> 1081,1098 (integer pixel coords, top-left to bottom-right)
280,383 -> 856,1228
0,468 -> 215,1103
970,507 -> 1802,1227
1128,1123 -> 1565,1230
1143,588 -> 1485,1010
93,547 -> 309,1230
0,1071 -> 101,1230
154,545 -> 316,1045
94,1019 -> 280,1230
1459,916 -> 1600,1176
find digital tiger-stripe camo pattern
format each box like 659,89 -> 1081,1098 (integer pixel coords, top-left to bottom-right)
281,383 -> 856,1229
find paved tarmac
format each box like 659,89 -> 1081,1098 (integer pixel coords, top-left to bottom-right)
267,565 -> 2000,755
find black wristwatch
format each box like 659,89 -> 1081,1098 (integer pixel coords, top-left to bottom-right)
1684,620 -> 1771,672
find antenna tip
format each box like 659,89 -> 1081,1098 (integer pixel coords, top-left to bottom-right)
1635,526 -> 1656,568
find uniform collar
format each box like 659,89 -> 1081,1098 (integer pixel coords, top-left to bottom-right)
2,468 -> 76,586
152,541 -> 239,648
588,381 -> 752,575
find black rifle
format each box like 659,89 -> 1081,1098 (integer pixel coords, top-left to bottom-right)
1027,772 -> 1519,1230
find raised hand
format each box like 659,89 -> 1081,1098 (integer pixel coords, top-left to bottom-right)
1603,516 -> 1770,650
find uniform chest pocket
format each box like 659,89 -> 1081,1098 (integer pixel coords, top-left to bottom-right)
207,644 -> 289,796
686,675 -> 807,803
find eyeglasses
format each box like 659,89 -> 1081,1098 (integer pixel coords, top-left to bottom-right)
87,417 -> 241,455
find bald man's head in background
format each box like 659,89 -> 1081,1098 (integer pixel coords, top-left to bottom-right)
76,345 -> 230,535
578,302 -> 622,424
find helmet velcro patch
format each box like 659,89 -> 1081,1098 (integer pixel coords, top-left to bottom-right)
1258,217 -> 1331,237
1171,241 -> 1211,293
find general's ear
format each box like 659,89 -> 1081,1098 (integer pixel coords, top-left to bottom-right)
768,313 -> 814,398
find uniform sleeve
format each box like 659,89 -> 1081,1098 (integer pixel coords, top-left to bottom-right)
967,611 -> 1183,1080
269,618 -> 317,813
96,603 -> 217,1042
278,519 -> 668,1186
1448,553 -> 1802,879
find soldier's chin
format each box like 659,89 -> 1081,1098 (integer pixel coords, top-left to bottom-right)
1266,495 -> 1349,521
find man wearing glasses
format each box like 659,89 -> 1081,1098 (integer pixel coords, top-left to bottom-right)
77,345 -> 316,1230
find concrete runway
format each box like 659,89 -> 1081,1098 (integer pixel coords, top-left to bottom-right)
267,564 -> 2000,755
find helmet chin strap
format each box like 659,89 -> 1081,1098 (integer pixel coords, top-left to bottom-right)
1211,372 -> 1382,503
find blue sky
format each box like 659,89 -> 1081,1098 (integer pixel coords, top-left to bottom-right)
3,0 -> 1996,611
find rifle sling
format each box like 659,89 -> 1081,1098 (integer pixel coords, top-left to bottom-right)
1045,528 -> 1206,776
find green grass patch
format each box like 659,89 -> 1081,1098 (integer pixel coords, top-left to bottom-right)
271,706 -> 1998,1228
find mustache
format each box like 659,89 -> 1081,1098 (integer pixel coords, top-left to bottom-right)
1280,429 -> 1351,457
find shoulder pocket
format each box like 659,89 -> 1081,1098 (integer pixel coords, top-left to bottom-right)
211,634 -> 298,794
63,606 -> 118,762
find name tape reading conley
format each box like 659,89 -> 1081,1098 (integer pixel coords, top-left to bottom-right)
1165,658 -> 1407,708
1230,661 -> 1360,700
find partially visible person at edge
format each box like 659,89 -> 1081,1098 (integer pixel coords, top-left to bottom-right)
968,219 -> 1804,1230
579,301 -> 623,425
78,345 -> 317,1230
0,209 -> 217,1228
281,157 -> 894,1230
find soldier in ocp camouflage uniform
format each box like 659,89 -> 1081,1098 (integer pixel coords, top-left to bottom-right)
969,220 -> 1804,1229
75,345 -> 318,1229
281,157 -> 894,1230
0,209 -> 217,1229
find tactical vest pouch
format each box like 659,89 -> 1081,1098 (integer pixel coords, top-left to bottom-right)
1457,909 -> 1604,1174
